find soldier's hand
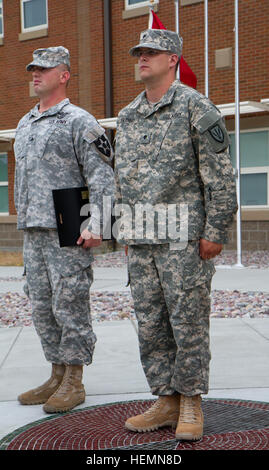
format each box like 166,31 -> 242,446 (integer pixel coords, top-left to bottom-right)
77,229 -> 102,249
199,238 -> 223,260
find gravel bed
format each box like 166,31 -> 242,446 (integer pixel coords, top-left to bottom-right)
214,250 -> 269,268
0,289 -> 268,328
0,250 -> 268,328
95,250 -> 269,269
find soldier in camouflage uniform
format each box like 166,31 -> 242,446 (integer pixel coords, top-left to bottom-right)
14,46 -> 115,413
114,30 -> 237,440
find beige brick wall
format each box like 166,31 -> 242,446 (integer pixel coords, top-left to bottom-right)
1,220 -> 268,252
226,220 -> 269,251
0,223 -> 23,249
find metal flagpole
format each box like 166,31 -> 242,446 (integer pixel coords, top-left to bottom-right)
149,0 -> 154,28
234,0 -> 243,267
204,0 -> 209,97
174,0 -> 180,80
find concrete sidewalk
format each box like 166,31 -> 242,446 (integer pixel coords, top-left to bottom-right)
0,265 -> 269,441
1,264 -> 269,292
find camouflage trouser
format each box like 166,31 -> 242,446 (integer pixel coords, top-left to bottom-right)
23,229 -> 97,365
128,242 -> 215,396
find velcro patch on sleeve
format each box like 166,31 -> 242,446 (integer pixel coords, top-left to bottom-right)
83,124 -> 113,164
94,133 -> 113,164
195,110 -> 230,153
208,124 -> 225,143
94,134 -> 112,158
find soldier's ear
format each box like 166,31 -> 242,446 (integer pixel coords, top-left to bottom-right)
169,54 -> 179,70
60,70 -> 70,85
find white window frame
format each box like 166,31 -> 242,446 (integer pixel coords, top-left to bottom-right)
0,0 -> 4,38
0,153 -> 8,215
125,0 -> 159,10
20,0 -> 48,33
229,128 -> 269,209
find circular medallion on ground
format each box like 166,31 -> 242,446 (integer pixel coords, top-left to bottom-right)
0,399 -> 268,450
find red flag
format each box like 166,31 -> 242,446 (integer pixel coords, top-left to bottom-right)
148,9 -> 166,29
179,56 -> 197,89
148,10 -> 197,89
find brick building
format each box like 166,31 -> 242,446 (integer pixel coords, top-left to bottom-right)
0,0 -> 269,250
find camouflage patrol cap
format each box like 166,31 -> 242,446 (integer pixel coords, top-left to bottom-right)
129,29 -> 183,57
26,46 -> 70,71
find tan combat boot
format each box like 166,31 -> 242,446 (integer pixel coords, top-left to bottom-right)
18,363 -> 65,405
125,395 -> 181,432
43,365 -> 85,413
175,394 -> 203,440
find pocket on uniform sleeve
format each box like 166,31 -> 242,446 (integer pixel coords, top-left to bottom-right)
194,110 -> 230,153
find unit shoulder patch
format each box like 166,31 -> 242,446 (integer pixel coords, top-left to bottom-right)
208,124 -> 225,143
93,134 -> 113,164
94,134 -> 111,158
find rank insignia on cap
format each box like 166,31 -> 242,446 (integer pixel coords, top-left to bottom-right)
209,125 -> 224,143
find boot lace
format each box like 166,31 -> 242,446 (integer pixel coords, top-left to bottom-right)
54,371 -> 78,397
143,399 -> 163,417
180,396 -> 198,424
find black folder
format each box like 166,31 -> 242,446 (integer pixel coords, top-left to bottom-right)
52,186 -> 115,247
52,186 -> 90,247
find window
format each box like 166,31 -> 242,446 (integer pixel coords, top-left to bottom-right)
21,0 -> 48,33
123,0 -> 159,19
181,0 -> 203,6
125,0 -> 158,9
0,0 -> 4,38
0,153 -> 8,214
240,171 -> 268,206
229,130 -> 269,208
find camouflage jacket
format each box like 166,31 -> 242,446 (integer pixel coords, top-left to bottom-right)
14,98 -> 115,232
114,80 -> 237,245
